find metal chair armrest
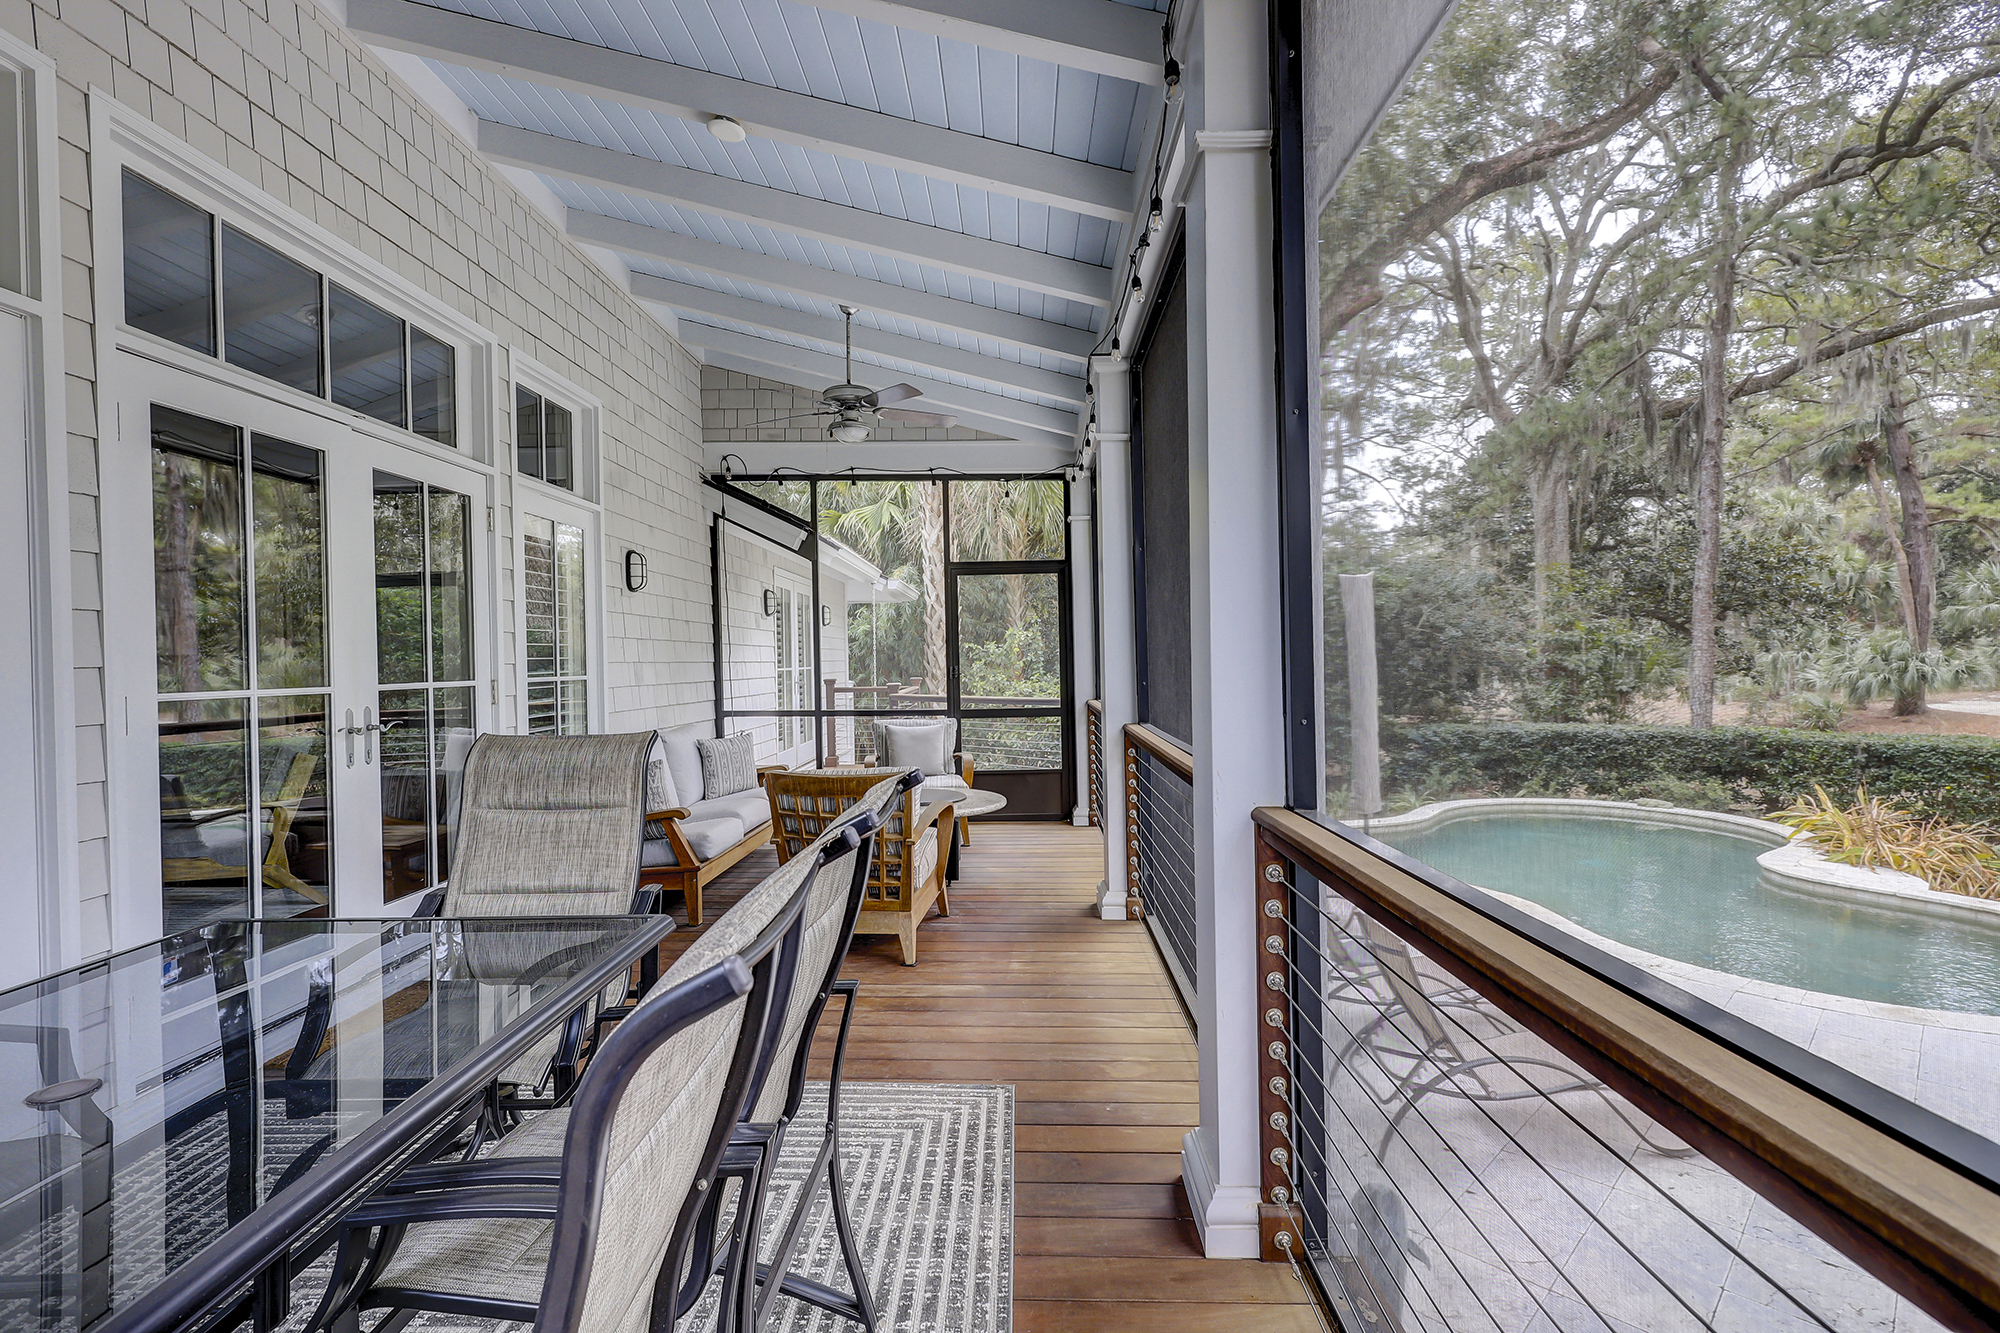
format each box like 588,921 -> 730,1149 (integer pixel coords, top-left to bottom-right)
342,1184 -> 561,1227
629,885 -> 662,915
413,888 -> 446,918
381,1157 -> 563,1193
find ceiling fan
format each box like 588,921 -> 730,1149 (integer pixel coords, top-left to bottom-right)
758,305 -> 957,443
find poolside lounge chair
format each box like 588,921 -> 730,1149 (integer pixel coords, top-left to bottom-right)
1327,910 -> 1690,1159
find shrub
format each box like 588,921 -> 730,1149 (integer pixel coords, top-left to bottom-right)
1382,722 -> 2000,823
1785,693 -> 1849,732
1775,786 -> 2000,899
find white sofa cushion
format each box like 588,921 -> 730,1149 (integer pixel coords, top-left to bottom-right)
686,790 -> 771,830
639,815 -> 746,867
656,721 -> 711,811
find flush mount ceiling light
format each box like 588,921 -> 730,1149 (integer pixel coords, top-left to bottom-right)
706,115 -> 748,143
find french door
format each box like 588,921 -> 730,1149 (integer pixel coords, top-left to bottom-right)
111,354 -> 490,937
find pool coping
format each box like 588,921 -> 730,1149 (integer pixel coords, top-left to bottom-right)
1366,796 -> 2000,929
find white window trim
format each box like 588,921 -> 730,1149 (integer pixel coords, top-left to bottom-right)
508,348 -> 604,505
0,33 -> 74,977
514,490 -> 607,736
88,92 -> 500,471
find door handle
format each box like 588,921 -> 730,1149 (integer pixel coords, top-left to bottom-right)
340,707 -> 384,767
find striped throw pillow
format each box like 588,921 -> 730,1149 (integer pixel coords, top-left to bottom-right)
697,731 -> 758,798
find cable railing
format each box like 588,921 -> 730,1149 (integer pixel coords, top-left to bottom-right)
1125,723 -> 1196,1020
1085,701 -> 1103,829
1249,805 -> 2000,1332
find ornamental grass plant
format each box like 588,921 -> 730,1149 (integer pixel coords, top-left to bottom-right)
1776,786 -> 2000,900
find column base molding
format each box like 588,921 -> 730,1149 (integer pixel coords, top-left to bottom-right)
1182,1130 -> 1261,1258
1096,879 -> 1126,920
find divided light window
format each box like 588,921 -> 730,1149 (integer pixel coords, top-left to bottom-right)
122,169 -> 456,448
523,515 -> 587,734
515,385 -> 573,490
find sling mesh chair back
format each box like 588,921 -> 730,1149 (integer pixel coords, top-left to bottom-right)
436,732 -> 656,918
303,838 -> 837,1333
423,731 -> 661,1106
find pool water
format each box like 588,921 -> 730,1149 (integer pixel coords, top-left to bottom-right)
1380,814 -> 2000,1016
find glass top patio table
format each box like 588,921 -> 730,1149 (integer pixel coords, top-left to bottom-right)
0,913 -> 673,1333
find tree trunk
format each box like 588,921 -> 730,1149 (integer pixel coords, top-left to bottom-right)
917,480 -> 948,695
1882,373 -> 1935,647
1688,139 -> 1743,731
1530,450 -> 1572,629
1865,456 -> 1919,647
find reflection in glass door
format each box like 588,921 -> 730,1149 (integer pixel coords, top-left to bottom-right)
152,406 -> 332,930
374,472 -> 475,902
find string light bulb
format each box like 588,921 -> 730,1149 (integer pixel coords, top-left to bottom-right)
1149,195 -> 1164,232
1164,58 -> 1181,91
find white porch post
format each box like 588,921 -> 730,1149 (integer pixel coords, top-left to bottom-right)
1068,458 -> 1098,828
1182,0 -> 1282,1260
1090,357 -> 1136,919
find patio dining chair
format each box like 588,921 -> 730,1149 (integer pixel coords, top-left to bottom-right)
419,731 -> 664,1109
718,768 -> 916,1332
302,831 -> 840,1333
370,804 -> 892,1333
1329,911 -> 1691,1160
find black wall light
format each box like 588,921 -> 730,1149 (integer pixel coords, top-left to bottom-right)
821,604 -> 832,627
763,588 -> 778,616
624,549 -> 648,591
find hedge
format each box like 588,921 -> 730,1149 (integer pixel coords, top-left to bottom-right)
1383,722 -> 2000,822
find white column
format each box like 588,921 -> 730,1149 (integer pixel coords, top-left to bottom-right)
1182,0 -> 1282,1260
1068,463 -> 1098,827
1091,357 -> 1136,920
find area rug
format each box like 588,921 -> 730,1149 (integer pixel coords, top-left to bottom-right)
282,1080 -> 1013,1333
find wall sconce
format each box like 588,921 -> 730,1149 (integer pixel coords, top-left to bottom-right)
821,605 -> 832,627
763,588 -> 778,616
624,549 -> 648,592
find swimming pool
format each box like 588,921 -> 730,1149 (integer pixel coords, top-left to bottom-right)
1378,809 -> 2000,1016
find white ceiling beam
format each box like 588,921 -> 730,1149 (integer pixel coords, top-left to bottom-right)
629,273 -> 1086,406
688,323 -> 1079,443
789,0 -> 1166,87
709,438 -> 1077,475
565,210 -> 1097,361
480,122 -> 1114,309
348,0 -> 1134,222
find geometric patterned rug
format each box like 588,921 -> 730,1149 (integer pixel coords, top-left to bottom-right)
283,1081 -> 1013,1333
696,1082 -> 1013,1333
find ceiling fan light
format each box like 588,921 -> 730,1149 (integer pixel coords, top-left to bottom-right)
706,115 -> 748,143
830,420 -> 871,443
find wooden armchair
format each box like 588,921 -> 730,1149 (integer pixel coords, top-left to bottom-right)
766,767 -> 954,965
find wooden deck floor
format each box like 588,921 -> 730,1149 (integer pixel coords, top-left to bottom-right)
658,820 -> 1320,1333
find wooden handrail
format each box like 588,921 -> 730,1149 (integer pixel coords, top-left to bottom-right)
1086,699 -> 1103,716
1122,722 -> 1193,784
1251,804 -> 2000,1328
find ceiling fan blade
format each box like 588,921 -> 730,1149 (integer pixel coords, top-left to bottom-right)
877,408 -> 957,427
868,383 -> 923,406
749,409 -> 831,427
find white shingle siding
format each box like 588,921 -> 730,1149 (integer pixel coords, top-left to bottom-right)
27,0 -> 714,957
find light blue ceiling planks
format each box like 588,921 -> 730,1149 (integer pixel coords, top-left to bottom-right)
400,0 -> 1138,406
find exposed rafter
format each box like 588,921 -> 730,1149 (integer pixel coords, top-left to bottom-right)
566,211 -> 1098,362
347,0 -> 1134,222
686,322 -> 1080,444
788,0 -> 1166,87
630,273 -> 1085,406
481,122 -> 1115,308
